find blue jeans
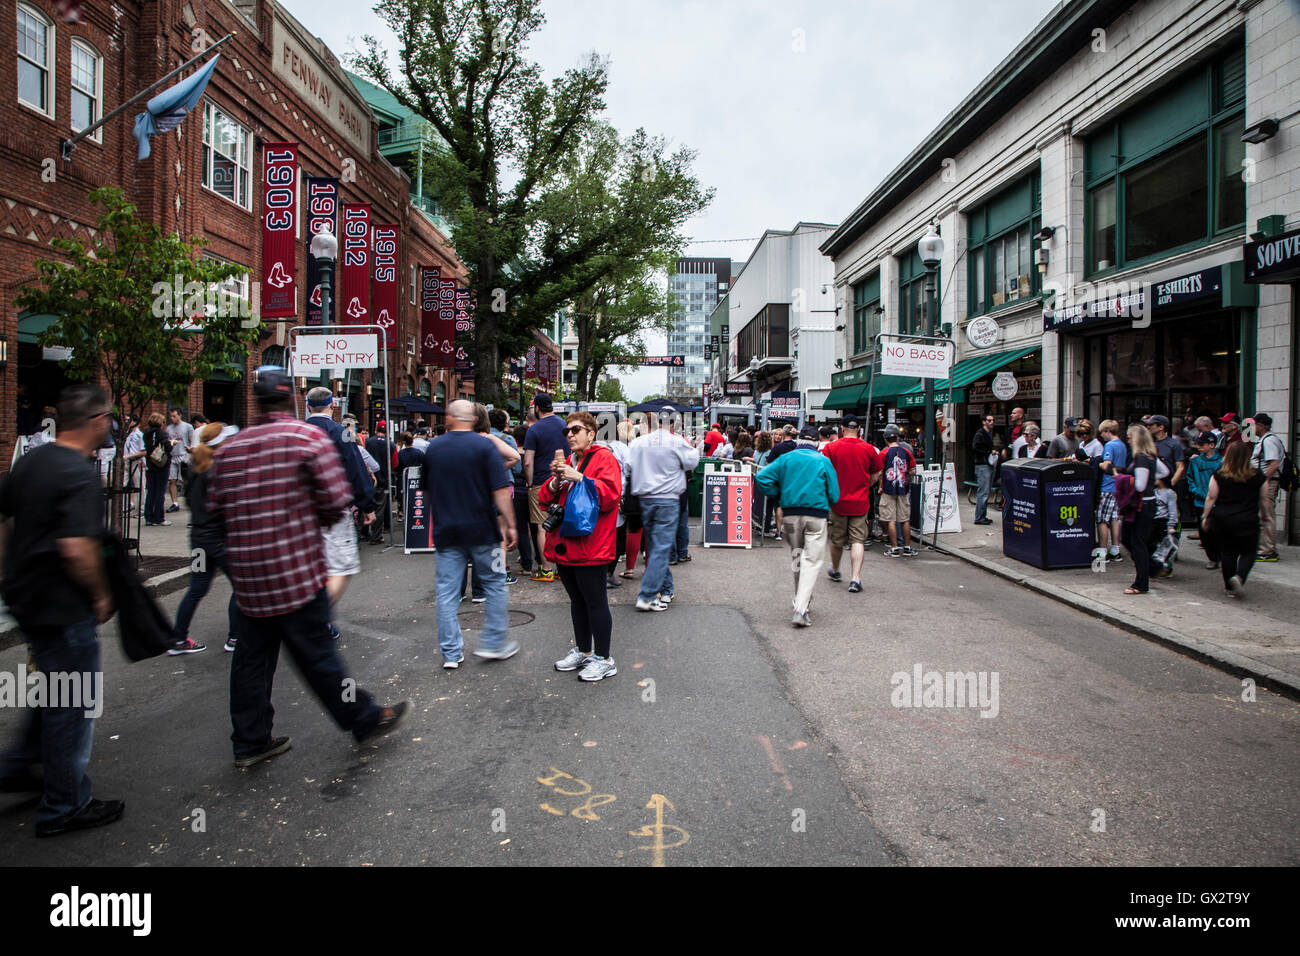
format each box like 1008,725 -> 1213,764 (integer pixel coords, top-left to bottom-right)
230,589 -> 383,757
0,616 -> 99,825
173,544 -> 241,643
436,542 -> 508,660
675,491 -> 691,559
974,463 -> 993,522
639,498 -> 679,602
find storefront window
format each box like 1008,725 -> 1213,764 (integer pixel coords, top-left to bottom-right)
852,272 -> 880,355
967,173 -> 1041,314
897,248 -> 938,337
1124,137 -> 1208,263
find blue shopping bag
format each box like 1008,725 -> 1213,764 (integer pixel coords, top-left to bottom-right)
561,476 -> 599,537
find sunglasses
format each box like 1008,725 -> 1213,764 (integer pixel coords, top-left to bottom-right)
564,425 -> 588,436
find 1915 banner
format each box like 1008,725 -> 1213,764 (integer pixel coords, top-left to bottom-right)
261,143 -> 299,317
372,223 -> 398,349
339,202 -> 371,324
305,176 -> 337,326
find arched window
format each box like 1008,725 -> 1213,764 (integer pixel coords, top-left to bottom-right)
405,375 -> 416,396
435,382 -> 446,405
260,345 -> 288,368
17,4 -> 54,117
418,379 -> 431,400
70,38 -> 101,140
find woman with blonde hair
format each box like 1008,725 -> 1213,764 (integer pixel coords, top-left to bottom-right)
1122,422 -> 1165,595
170,422 -> 241,654
1201,441 -> 1266,596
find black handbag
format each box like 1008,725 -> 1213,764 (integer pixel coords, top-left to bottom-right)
102,533 -> 174,661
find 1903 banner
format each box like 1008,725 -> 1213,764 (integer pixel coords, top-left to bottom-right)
261,143 -> 299,317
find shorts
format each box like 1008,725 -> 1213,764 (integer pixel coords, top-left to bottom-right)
169,460 -> 184,481
879,494 -> 910,524
529,485 -> 546,524
828,511 -> 868,548
323,513 -> 361,577
1096,492 -> 1118,524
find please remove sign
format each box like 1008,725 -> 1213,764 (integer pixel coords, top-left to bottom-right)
292,334 -> 379,370
880,342 -> 952,379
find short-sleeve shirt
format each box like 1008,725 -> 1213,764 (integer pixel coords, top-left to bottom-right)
425,431 -> 510,548
880,445 -> 914,496
167,421 -> 195,462
823,436 -> 881,516
1101,437 -> 1127,493
0,444 -> 103,628
1251,433 -> 1285,475
1155,436 -> 1185,479
523,415 -> 568,486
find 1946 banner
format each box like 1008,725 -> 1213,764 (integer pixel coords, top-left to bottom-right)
372,223 -> 398,349
261,143 -> 299,317
454,287 -> 475,374
304,176 -> 337,326
339,202 -> 371,324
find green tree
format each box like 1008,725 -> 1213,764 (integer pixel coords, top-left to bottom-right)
595,377 -> 629,404
16,187 -> 262,525
355,0 -> 711,404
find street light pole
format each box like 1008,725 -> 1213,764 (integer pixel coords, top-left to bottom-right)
918,221 -> 944,468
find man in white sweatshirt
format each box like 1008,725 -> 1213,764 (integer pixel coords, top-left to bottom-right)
627,412 -> 700,611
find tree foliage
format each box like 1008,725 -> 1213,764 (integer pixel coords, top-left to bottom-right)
354,0 -> 712,403
595,377 -> 629,404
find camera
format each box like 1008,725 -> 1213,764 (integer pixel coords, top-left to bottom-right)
541,501 -> 566,533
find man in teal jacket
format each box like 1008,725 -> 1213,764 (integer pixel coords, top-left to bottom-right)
755,425 -> 840,627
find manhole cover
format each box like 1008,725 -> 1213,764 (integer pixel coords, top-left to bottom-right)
452,609 -> 535,628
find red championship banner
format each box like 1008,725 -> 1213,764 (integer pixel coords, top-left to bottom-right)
305,177 -> 338,326
420,265 -> 443,365
454,287 -> 475,373
261,143 -> 299,318
339,202 -> 371,324
526,345 -> 537,377
371,223 -> 398,349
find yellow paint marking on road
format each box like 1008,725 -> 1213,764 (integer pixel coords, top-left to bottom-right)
537,767 -> 591,796
628,794 -> 689,867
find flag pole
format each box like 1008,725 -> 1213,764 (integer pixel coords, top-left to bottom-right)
60,33 -> 236,161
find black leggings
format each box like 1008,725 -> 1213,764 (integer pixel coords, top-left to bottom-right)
1213,523 -> 1259,588
1122,498 -> 1156,592
557,563 -> 612,658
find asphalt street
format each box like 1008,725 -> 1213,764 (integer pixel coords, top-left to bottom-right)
0,522 -> 1296,866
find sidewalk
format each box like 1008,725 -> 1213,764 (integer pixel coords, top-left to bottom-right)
916,489 -> 1300,697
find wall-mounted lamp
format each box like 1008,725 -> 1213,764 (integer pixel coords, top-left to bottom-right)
835,324 -> 846,332
1241,119 -> 1279,145
1033,225 -> 1059,243
873,306 -> 885,316
835,358 -> 844,369
0,339 -> 7,369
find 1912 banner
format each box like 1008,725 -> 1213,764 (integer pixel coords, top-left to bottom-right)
261,143 -> 299,317
304,176 -> 337,326
339,202 -> 371,324
372,223 -> 398,349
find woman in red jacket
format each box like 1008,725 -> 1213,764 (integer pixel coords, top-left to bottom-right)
539,411 -> 624,682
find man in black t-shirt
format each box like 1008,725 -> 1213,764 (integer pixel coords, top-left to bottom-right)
0,384 -> 125,837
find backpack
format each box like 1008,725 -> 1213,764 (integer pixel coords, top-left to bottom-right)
1260,434 -> 1297,493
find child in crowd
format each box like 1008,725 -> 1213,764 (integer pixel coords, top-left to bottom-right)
1150,475 -> 1180,577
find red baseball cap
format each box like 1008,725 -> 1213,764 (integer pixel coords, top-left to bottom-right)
1219,412 -> 1238,424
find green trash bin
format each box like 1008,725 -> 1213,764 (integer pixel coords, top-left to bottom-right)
689,457 -> 721,517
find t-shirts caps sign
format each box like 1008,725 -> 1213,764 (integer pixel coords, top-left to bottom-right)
261,143 -> 299,318
305,176 -> 337,326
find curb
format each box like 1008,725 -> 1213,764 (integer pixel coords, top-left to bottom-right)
0,567 -> 193,653
924,534 -> 1300,701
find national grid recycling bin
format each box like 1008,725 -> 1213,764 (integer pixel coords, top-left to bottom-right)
1000,458 -> 1096,569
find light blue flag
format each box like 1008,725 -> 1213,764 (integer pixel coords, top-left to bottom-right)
132,54 -> 220,160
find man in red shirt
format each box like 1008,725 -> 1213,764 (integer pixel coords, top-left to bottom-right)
822,416 -> 882,592
703,423 -> 725,457
209,369 -> 407,768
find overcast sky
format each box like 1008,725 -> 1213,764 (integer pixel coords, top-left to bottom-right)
280,0 -> 1062,400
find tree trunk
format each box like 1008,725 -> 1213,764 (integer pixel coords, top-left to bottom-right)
474,256 -> 503,406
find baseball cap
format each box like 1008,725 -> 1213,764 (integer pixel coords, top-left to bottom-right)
376,420 -> 387,433
1219,412 -> 1238,424
883,424 -> 901,440
1193,431 -> 1216,445
253,367 -> 293,401
1064,417 -> 1079,429
798,425 -> 820,442
1144,414 -> 1170,429
842,415 -> 861,429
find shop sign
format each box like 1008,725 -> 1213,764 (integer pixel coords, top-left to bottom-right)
1244,228 -> 1300,284
831,366 -> 870,388
965,316 -> 1000,349
992,372 -> 1018,401
724,382 -> 753,397
770,390 -> 801,419
968,374 -> 1041,403
1044,266 -> 1221,331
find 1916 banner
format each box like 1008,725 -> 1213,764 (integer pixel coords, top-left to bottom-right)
339,202 -> 371,324
420,265 -> 445,366
372,223 -> 398,348
261,143 -> 299,317
304,176 -> 337,326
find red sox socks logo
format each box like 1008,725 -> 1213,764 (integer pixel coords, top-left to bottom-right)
346,297 -> 367,318
424,333 -> 437,349
309,285 -> 322,306
377,309 -> 394,330
265,261 -> 292,288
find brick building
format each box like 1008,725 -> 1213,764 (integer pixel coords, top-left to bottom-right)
1,0 -> 471,468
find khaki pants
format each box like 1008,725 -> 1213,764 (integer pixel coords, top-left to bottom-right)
1259,476 -> 1280,555
782,515 -> 828,615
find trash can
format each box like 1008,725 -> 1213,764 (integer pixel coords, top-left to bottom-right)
1000,459 -> 1096,569
689,457 -> 722,518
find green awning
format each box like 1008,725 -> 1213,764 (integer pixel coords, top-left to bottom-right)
823,384 -> 867,410
865,373 -> 921,402
898,345 -> 1039,401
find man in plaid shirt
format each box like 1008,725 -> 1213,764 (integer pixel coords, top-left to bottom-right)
209,369 -> 407,768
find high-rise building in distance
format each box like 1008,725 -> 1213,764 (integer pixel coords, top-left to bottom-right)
667,258 -> 738,400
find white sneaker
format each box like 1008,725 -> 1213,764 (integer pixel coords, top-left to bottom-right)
578,656 -> 617,682
555,646 -> 593,672
443,656 -> 463,669
636,598 -> 668,612
658,592 -> 674,605
474,640 -> 520,661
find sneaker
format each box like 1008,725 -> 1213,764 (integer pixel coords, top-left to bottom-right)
234,736 -> 292,769
530,569 -> 556,582
1159,565 -> 1174,578
167,503 -> 180,513
669,556 -> 679,566
505,572 -> 519,585
884,547 -> 902,557
224,637 -> 238,652
606,574 -> 622,589
474,640 -> 521,661
1258,552 -> 1280,563
792,611 -> 811,628
973,518 -> 993,525
356,702 -> 409,744
328,623 -> 340,640
1106,552 -> 1123,563
443,655 -> 463,670
636,597 -> 668,612
1227,575 -> 1244,595
555,647 -> 594,672
471,595 -> 486,604
167,638 -> 206,655
902,546 -> 919,557
679,554 -> 692,563
1204,560 -> 1220,570
848,580 -> 862,593
35,798 -> 126,838
578,656 -> 617,682
827,569 -> 843,583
